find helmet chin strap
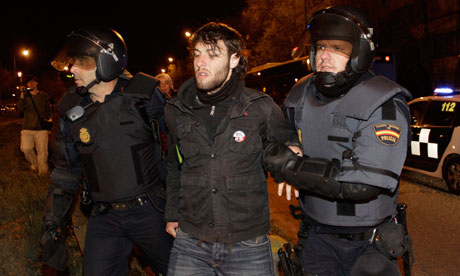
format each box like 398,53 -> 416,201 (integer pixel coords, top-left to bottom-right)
314,64 -> 361,98
76,78 -> 101,95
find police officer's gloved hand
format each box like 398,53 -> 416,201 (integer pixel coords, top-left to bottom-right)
41,221 -> 71,271
264,143 -> 301,182
41,221 -> 60,246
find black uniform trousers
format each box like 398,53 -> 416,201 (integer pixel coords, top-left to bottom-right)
83,196 -> 173,276
301,227 -> 401,276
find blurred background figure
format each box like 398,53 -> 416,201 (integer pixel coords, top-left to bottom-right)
155,73 -> 174,100
17,74 -> 51,175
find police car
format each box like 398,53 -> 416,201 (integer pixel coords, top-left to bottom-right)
404,87 -> 460,194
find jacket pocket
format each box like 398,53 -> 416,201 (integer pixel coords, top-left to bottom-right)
224,172 -> 268,224
179,174 -> 208,226
175,122 -> 200,159
229,119 -> 263,154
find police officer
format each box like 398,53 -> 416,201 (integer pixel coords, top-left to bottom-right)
41,26 -> 173,275
264,6 -> 412,276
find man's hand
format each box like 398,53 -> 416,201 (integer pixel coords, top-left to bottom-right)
277,181 -> 299,201
276,145 -> 302,200
166,222 -> 179,238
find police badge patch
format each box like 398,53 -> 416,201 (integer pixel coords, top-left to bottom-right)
373,124 -> 401,146
80,128 -> 91,143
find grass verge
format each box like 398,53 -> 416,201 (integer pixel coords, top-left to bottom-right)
0,117 -> 82,275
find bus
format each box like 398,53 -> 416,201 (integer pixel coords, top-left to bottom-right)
245,56 -> 311,105
245,53 -> 396,105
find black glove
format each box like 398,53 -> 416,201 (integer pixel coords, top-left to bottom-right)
263,143 -> 300,182
41,221 -> 70,271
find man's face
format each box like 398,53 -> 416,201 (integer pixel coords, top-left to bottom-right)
193,40 -> 239,94
26,79 -> 38,92
69,56 -> 97,87
315,40 -> 353,74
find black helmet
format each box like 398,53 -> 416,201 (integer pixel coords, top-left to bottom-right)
295,6 -> 376,73
52,26 -> 128,82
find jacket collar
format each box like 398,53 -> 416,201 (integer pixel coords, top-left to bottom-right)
172,77 -> 268,118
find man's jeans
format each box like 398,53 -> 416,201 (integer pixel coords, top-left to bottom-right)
20,130 -> 49,175
168,229 -> 274,276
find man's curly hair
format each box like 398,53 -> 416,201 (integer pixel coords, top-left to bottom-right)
190,22 -> 247,79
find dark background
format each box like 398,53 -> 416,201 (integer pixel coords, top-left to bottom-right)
0,1 -> 246,76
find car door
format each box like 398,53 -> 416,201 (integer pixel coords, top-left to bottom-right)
406,99 -> 457,172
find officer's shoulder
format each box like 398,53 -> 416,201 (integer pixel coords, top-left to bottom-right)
57,87 -> 81,116
123,72 -> 159,99
364,75 -> 412,99
284,73 -> 314,106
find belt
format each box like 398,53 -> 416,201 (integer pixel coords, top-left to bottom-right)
109,195 -> 150,211
329,228 -> 376,242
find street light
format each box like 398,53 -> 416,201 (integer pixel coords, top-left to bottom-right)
17,71 -> 23,84
13,49 -> 30,75
185,31 -> 191,39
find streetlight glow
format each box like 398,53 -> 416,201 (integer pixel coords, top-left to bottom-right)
13,48 -> 31,75
168,57 -> 174,63
161,68 -> 166,73
185,31 -> 191,38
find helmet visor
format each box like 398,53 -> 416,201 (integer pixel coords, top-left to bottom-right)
308,13 -> 362,46
51,33 -> 101,71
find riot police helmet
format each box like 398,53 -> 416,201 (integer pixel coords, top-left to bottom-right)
51,26 -> 128,82
307,5 -> 375,73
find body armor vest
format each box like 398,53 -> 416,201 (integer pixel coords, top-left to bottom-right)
285,75 -> 410,227
59,73 -> 164,202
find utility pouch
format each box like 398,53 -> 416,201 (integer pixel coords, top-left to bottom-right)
373,221 -> 412,258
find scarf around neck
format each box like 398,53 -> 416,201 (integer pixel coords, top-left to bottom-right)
196,73 -> 241,105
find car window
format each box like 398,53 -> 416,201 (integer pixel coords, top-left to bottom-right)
422,100 -> 457,127
409,101 -> 429,126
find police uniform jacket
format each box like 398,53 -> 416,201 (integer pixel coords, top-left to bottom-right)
283,72 -> 411,228
49,73 -> 166,204
164,77 -> 299,243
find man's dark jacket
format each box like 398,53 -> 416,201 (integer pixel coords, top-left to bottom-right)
17,91 -> 51,130
164,77 -> 299,243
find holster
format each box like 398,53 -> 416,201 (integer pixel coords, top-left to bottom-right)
373,220 -> 413,259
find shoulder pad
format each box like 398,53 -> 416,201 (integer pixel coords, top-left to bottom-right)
123,72 -> 159,99
57,87 -> 81,117
283,73 -> 314,108
334,76 -> 411,120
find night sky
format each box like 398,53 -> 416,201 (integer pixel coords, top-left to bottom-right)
1,1 -> 247,76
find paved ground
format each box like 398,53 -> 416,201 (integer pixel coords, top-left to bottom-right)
268,172 -> 460,276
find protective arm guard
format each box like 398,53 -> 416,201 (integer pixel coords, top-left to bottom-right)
43,185 -> 76,226
284,157 -> 382,201
264,143 -> 382,201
